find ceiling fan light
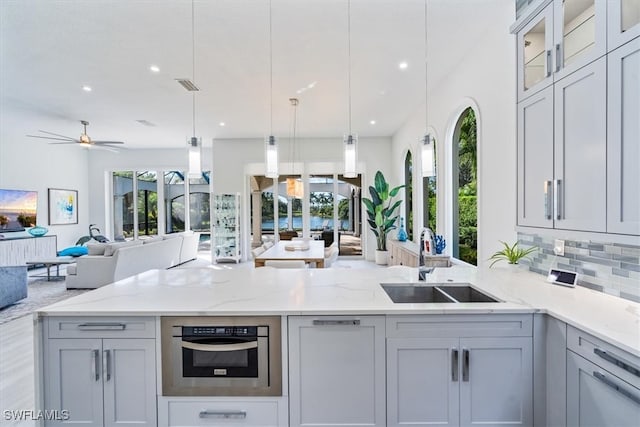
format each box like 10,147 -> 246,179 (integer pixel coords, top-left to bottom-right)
79,134 -> 91,144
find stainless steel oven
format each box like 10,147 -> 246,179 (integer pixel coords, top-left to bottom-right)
161,316 -> 281,396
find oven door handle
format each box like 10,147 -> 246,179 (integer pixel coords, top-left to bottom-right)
181,340 -> 258,352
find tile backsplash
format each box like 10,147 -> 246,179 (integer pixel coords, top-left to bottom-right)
517,232 -> 640,303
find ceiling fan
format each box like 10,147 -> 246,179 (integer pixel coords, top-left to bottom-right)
27,120 -> 125,151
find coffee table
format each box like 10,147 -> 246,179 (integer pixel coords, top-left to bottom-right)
26,256 -> 76,281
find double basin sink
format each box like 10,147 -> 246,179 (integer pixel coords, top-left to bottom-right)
381,282 -> 501,303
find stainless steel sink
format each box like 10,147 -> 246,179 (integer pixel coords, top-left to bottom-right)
381,282 -> 500,303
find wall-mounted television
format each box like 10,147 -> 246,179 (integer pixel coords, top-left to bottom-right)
0,189 -> 38,232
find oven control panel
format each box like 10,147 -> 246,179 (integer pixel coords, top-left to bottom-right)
183,326 -> 258,337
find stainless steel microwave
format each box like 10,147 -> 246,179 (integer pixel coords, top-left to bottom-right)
161,316 -> 281,396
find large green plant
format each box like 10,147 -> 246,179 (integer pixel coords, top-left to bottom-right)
362,171 -> 404,251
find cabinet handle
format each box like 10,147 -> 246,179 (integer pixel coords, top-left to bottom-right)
546,49 -> 552,77
103,349 -> 111,381
78,323 -> 126,331
553,179 -> 562,220
555,43 -> 562,72
544,180 -> 553,220
594,348 -> 640,378
462,349 -> 470,382
312,319 -> 361,326
451,348 -> 459,382
92,349 -> 100,381
199,410 -> 247,419
593,371 -> 640,405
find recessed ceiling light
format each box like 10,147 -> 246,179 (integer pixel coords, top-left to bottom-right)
370,120 -> 376,125
82,85 -> 92,92
149,65 -> 160,73
398,62 -> 408,70
219,122 -> 225,127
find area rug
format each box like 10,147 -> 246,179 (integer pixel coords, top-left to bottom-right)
0,279 -> 89,325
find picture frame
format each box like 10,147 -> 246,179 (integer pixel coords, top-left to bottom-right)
48,188 -> 78,225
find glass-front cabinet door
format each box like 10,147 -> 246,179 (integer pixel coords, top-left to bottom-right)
608,0 -> 640,50
552,0 -> 606,81
517,5 -> 553,100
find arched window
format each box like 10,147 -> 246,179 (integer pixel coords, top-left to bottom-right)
452,108 -> 477,265
404,151 -> 414,241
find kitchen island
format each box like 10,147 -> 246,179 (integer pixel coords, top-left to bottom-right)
35,266 -> 640,427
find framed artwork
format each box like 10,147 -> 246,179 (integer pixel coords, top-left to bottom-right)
48,188 -> 78,225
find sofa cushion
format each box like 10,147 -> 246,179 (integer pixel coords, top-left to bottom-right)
142,236 -> 164,244
66,263 -> 77,275
87,243 -> 107,255
104,240 -> 143,256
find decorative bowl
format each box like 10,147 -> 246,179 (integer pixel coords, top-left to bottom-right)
28,226 -> 48,237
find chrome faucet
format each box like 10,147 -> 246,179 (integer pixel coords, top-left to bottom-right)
418,227 -> 436,281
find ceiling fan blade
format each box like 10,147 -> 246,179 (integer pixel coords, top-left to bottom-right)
93,141 -> 125,145
27,134 -> 77,142
89,144 -> 120,153
47,141 -> 80,144
37,130 -> 75,140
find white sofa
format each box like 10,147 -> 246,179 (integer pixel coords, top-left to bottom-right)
66,232 -> 200,289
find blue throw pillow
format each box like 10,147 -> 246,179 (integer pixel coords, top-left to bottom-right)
57,246 -> 88,257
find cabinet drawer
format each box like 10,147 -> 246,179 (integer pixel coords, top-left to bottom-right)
386,314 -> 533,338
47,316 -> 156,339
165,400 -> 280,426
567,325 -> 640,387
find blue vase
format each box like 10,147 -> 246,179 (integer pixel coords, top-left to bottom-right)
397,217 -> 408,242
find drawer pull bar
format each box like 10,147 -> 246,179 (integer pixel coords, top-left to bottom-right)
462,349 -> 470,382
312,319 -> 361,326
594,348 -> 640,378
593,371 -> 640,404
78,323 -> 126,331
199,410 -> 247,419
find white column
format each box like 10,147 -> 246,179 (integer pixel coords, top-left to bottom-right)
287,196 -> 293,230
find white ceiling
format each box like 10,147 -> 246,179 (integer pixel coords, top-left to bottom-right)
1,0 -> 436,149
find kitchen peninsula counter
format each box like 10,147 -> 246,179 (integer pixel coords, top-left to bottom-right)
37,265 -> 640,356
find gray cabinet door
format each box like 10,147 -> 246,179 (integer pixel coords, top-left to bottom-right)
45,339 -> 104,426
607,39 -> 640,235
553,57 -> 607,232
288,316 -> 386,427
517,85 -> 554,228
103,339 -> 157,427
386,337 -> 459,426
566,351 -> 640,427
459,337 -> 533,427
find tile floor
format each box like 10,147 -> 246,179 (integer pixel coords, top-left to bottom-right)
0,255 -> 380,425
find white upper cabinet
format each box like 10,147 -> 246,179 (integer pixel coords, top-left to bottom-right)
517,0 -> 606,101
608,0 -> 640,51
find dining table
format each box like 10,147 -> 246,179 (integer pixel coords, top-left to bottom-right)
254,240 -> 326,268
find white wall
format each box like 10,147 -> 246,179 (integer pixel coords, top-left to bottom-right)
391,0 -> 517,266
0,109 -> 90,250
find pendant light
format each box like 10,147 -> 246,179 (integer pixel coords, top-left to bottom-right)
343,0 -> 357,178
286,98 -> 303,199
187,0 -> 202,178
264,0 -> 279,179
421,0 -> 435,178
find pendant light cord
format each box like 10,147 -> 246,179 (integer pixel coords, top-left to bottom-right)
347,0 -> 352,135
424,0 -> 428,134
269,0 -> 273,134
192,0 -> 196,138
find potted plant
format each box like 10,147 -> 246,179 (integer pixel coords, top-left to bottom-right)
488,241 -> 537,268
362,171 -> 404,265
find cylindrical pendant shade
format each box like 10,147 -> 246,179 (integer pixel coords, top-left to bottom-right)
187,136 -> 202,178
265,135 -> 278,178
421,134 -> 435,177
343,134 -> 358,178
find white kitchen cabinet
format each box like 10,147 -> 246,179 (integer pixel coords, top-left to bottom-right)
43,318 -> 156,427
516,0 -> 606,101
566,351 -> 640,426
607,0 -> 640,51
386,315 -> 533,427
552,57 -> 607,232
517,85 -> 554,228
213,193 -> 241,263
607,38 -> 640,235
288,316 -> 386,427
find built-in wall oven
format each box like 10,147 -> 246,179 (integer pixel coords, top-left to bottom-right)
161,316 -> 281,396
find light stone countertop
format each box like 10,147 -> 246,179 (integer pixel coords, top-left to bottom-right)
37,265 -> 640,357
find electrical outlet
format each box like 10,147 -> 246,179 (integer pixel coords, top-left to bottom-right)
554,239 -> 565,256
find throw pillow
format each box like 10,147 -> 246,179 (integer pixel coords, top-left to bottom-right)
57,246 -> 89,257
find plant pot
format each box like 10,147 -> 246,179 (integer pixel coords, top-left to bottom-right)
375,250 -> 388,265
